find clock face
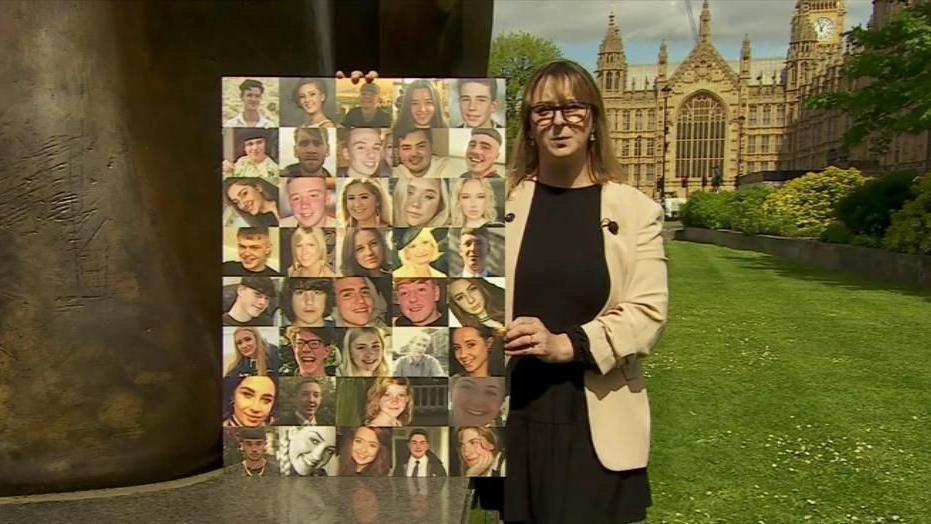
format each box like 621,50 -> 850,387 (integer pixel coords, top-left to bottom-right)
814,17 -> 835,40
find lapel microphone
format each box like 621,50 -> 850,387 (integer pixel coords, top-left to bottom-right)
601,218 -> 619,235
504,213 -> 515,222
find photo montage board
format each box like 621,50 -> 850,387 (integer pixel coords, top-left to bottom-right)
221,77 -> 508,478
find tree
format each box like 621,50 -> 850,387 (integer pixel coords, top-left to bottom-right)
807,2 -> 931,155
488,32 -> 564,150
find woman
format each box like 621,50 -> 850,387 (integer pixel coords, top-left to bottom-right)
393,177 -> 449,227
363,377 -> 414,427
338,426 -> 392,476
224,178 -> 279,227
223,375 -> 278,427
451,178 -> 499,227
292,78 -> 337,128
393,227 -> 446,278
340,228 -> 392,277
337,327 -> 392,377
451,325 -> 500,378
394,79 -> 447,129
288,227 -> 337,277
447,278 -> 504,329
450,376 -> 506,427
281,278 -> 334,327
458,426 -> 505,477
224,326 -> 281,377
340,178 -> 392,228
483,60 -> 669,524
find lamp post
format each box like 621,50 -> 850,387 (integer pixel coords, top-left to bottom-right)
636,134 -> 643,189
736,115 -> 746,190
659,85 -> 672,202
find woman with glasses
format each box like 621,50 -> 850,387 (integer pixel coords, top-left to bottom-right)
471,60 -> 669,524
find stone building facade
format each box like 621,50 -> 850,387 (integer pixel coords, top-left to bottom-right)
597,0 -> 928,200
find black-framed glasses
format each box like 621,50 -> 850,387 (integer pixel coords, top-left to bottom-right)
296,339 -> 325,351
529,102 -> 592,125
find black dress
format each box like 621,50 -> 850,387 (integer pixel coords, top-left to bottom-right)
479,181 -> 651,524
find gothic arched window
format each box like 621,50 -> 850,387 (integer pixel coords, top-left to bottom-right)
675,93 -> 727,180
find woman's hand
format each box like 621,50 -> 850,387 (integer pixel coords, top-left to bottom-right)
335,70 -> 379,83
504,317 -> 574,363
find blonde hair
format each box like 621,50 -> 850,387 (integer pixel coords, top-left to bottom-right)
225,327 -> 270,376
288,227 -> 335,277
338,327 -> 392,377
397,228 -> 444,267
393,177 -> 450,226
451,178 -> 498,226
506,59 -> 623,195
364,377 -> 414,426
340,178 -> 393,227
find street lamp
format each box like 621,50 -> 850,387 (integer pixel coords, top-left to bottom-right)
736,115 -> 746,190
636,134 -> 643,189
659,85 -> 672,202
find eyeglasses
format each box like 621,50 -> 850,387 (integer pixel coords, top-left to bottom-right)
296,339 -> 325,351
529,102 -> 592,125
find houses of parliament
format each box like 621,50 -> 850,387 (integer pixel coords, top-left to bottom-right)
596,0 -> 930,199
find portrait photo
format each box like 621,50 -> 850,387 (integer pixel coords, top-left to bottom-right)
280,227 -> 338,278
391,327 -> 449,376
449,376 -> 506,427
222,128 -> 281,178
222,276 -> 279,328
278,127 -> 337,178
446,226 -> 504,278
336,178 -> 393,228
279,77 -> 340,128
223,326 -> 281,378
223,177 -> 281,228
449,177 -> 505,227
446,277 -> 505,329
392,177 -> 451,227
337,227 -> 395,278
223,427 -> 280,477
336,377 -> 449,428
447,78 -> 505,129
393,227 -> 448,278
277,325 -> 343,376
336,426 -> 394,477
448,128 -> 505,179
276,425 -> 338,477
449,325 -> 505,378
276,376 -> 337,426
222,226 -> 281,277
223,375 -> 280,428
336,78 -> 397,128
337,326 -> 394,377
222,77 -> 280,128
449,426 -> 506,478
278,176 -> 338,228
392,278 -> 448,328
336,127 -> 392,177
392,128 -> 453,179
394,79 -> 450,129
392,427 -> 449,478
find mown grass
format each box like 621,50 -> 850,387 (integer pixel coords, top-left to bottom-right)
647,241 -> 931,523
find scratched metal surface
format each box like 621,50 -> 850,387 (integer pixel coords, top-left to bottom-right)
0,0 -> 491,496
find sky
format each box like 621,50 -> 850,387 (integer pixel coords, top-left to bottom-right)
492,0 -> 874,71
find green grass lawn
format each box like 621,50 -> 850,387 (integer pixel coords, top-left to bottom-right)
647,241 -> 931,523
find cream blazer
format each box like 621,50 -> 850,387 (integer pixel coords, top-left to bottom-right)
504,178 -> 669,471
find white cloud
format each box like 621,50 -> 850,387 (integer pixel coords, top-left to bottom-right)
493,0 -> 873,63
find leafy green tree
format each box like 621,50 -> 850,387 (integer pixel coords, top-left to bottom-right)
807,2 -> 931,154
489,32 -> 564,150
884,173 -> 931,254
762,166 -> 866,236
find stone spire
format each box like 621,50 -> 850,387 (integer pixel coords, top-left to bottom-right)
740,33 -> 751,80
597,11 -> 627,93
657,39 -> 668,82
699,0 -> 712,44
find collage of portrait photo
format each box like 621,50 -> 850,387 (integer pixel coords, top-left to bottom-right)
221,76 -> 508,478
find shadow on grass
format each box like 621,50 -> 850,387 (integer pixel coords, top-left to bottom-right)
714,248 -> 931,304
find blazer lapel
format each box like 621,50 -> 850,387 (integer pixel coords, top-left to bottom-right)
504,180 -> 535,326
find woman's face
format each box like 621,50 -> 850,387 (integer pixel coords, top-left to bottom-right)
529,77 -> 594,161
378,383 -> 410,421
228,183 -> 264,216
410,87 -> 436,127
233,376 -> 276,427
351,426 -> 380,466
350,332 -> 383,374
459,428 -> 494,469
298,83 -> 325,115
234,329 -> 259,359
292,288 -> 327,326
452,377 -> 505,426
354,230 -> 384,270
294,231 -> 322,268
346,184 -> 378,223
453,327 -> 491,376
458,180 -> 488,220
449,280 -> 486,316
403,230 -> 438,266
404,178 -> 441,226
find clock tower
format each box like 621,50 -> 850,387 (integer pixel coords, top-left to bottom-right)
786,0 -> 846,90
